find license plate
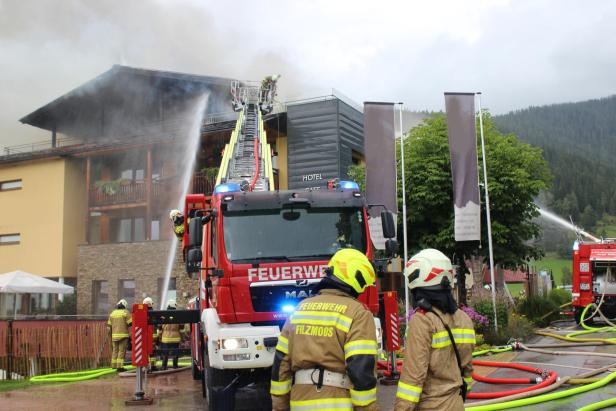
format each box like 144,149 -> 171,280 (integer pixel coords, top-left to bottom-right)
580,283 -> 590,291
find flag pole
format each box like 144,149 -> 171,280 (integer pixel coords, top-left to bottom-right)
397,102 -> 410,320
476,92 -> 498,331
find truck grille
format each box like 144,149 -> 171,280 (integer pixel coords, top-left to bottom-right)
250,281 -> 320,312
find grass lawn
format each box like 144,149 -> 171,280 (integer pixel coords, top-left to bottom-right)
0,379 -> 35,392
506,283 -> 524,296
532,252 -> 571,285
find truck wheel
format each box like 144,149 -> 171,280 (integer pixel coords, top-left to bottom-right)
255,382 -> 273,410
203,349 -> 235,411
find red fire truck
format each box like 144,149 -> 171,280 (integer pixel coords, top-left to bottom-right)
177,82 -> 397,408
572,240 -> 616,324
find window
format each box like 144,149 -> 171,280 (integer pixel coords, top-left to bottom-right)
1,180 -> 22,191
117,219 -> 132,242
158,277 -> 177,306
0,233 -> 20,245
118,279 -> 136,308
92,280 -> 110,315
151,219 -> 160,241
134,218 -> 145,242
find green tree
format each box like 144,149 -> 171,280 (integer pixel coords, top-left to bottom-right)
400,113 -> 552,266
580,205 -> 598,230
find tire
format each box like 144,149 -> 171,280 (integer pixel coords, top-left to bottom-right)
575,307 -> 594,325
203,348 -> 235,411
255,382 -> 273,411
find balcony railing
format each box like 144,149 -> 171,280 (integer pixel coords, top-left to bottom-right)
90,181 -> 147,206
192,172 -> 216,195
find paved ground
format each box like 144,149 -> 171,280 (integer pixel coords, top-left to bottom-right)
1,324 -> 616,410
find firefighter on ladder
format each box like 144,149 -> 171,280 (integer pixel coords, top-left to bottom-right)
394,249 -> 476,411
143,297 -> 159,372
107,299 -> 132,372
169,210 -> 184,240
271,248 -> 378,410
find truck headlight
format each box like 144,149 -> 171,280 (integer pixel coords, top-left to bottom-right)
219,338 -> 249,350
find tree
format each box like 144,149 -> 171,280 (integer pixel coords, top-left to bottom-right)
399,113 -> 552,266
580,205 -> 598,230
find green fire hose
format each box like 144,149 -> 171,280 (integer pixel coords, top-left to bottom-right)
465,370 -> 616,411
577,397 -> 616,411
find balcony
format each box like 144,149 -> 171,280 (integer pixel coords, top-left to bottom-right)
90,180 -> 150,206
89,173 -> 216,208
191,172 -> 216,195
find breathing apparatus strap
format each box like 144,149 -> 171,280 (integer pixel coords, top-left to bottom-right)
425,305 -> 467,400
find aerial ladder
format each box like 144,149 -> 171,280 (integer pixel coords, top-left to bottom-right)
218,81 -> 276,192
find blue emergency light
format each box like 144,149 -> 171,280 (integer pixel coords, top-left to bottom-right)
281,304 -> 296,313
214,183 -> 241,194
338,180 -> 360,191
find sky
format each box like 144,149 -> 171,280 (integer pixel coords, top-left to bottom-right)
1,0 -> 615,148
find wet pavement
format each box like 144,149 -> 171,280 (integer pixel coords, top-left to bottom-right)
1,325 -> 615,410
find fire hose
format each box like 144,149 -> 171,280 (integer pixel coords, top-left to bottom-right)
536,303 -> 616,345
467,361 -> 558,400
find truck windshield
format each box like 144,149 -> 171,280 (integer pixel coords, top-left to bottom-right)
223,207 -> 366,262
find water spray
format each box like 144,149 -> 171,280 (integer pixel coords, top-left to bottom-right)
160,94 -> 209,310
537,208 -> 600,242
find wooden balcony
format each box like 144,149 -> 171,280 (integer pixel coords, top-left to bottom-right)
191,172 -> 216,195
89,181 -> 149,206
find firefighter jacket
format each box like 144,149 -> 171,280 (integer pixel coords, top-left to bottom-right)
394,307 -> 475,411
271,288 -> 378,411
107,308 -> 132,341
160,323 -> 187,343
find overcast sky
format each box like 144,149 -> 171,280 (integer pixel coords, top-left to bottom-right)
1,0 -> 615,147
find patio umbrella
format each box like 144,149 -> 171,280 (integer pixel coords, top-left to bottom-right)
0,271 -> 74,318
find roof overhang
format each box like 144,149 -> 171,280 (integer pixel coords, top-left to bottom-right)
20,65 -> 236,141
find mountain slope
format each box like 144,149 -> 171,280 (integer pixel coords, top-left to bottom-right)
493,96 -> 616,221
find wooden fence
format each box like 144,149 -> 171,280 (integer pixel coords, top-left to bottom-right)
0,320 -> 111,380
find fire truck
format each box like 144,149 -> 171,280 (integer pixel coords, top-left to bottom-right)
177,81 -> 397,408
572,240 -> 616,324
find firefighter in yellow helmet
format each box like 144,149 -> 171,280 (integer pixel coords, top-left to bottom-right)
143,297 -> 159,372
271,248 -> 379,411
107,299 -> 132,372
394,249 -> 476,411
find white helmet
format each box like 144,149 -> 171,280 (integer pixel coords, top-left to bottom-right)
169,209 -> 182,221
167,299 -> 177,309
405,249 -> 454,290
143,297 -> 153,307
117,299 -> 128,308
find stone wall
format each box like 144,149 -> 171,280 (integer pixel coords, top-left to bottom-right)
77,240 -> 197,314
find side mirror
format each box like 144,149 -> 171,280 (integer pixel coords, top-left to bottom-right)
381,211 -> 396,239
188,217 -> 203,247
385,239 -> 398,258
186,248 -> 202,274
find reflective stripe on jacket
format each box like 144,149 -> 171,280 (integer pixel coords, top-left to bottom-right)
161,323 -> 184,343
107,309 -> 132,341
271,288 -> 378,411
394,307 -> 475,411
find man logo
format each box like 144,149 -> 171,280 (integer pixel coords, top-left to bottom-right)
285,290 -> 313,299
296,279 -> 309,287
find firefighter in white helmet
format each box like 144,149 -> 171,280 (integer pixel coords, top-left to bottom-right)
271,248 -> 379,411
107,299 -> 132,372
160,299 -> 186,369
142,297 -> 159,371
394,249 -> 476,411
169,209 -> 184,240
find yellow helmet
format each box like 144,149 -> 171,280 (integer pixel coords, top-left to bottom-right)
327,249 -> 375,294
